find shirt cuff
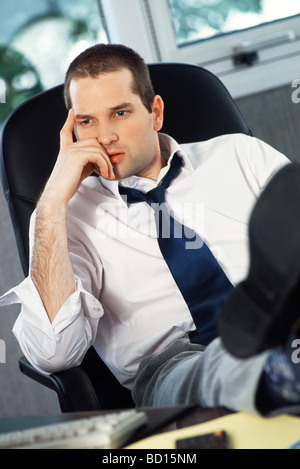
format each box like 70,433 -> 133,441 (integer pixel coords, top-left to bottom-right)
1,276 -> 104,372
0,276 -> 104,337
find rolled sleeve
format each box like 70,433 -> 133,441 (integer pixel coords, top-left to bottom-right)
0,276 -> 103,374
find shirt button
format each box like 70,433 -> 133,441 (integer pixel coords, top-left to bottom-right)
93,307 -> 101,312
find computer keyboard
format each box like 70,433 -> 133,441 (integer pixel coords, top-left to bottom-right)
0,409 -> 148,449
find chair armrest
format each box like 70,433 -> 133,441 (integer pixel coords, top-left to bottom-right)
19,356 -> 100,413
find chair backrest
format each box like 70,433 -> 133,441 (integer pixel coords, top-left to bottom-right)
0,62 -> 251,276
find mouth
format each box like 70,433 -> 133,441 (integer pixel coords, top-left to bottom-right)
108,152 -> 125,164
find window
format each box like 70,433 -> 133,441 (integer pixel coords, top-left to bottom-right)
0,0 -> 108,125
145,0 -> 300,97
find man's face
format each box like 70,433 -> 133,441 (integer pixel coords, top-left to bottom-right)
70,68 -> 164,180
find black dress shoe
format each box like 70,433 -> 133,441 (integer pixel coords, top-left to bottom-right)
219,162 -> 300,358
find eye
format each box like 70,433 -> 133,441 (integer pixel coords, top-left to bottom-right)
115,110 -> 128,118
79,118 -> 93,127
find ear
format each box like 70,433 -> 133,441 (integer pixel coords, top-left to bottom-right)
152,95 -> 164,131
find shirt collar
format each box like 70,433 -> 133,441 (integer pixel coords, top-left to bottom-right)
99,133 -> 193,201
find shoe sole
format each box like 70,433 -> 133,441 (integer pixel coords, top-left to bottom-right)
219,162 -> 300,358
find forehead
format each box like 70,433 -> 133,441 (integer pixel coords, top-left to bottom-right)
69,68 -> 138,110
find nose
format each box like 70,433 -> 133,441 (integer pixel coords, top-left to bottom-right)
97,125 -> 118,146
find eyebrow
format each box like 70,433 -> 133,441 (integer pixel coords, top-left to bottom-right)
75,114 -> 93,120
110,102 -> 133,111
75,102 -> 134,120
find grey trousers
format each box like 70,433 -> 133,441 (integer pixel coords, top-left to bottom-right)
132,335 -> 269,414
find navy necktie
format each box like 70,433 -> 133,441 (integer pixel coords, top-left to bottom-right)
119,153 -> 233,344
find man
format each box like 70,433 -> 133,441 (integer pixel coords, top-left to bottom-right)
2,43 -> 300,415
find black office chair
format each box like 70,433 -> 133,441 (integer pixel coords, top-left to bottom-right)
0,63 -> 252,412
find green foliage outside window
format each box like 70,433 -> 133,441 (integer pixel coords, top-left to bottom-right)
168,0 -> 263,44
0,0 -> 106,125
0,45 -> 43,123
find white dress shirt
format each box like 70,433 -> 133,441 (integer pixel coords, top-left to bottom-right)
0,133 -> 289,388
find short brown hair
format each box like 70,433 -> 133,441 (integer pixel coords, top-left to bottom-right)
64,43 -> 155,112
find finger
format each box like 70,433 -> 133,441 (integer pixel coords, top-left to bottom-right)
98,143 -> 115,180
60,109 -> 75,148
74,147 -> 115,180
94,153 -> 115,180
80,142 -> 115,180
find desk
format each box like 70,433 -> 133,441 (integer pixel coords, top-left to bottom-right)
129,407 -> 300,449
1,406 -> 299,449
